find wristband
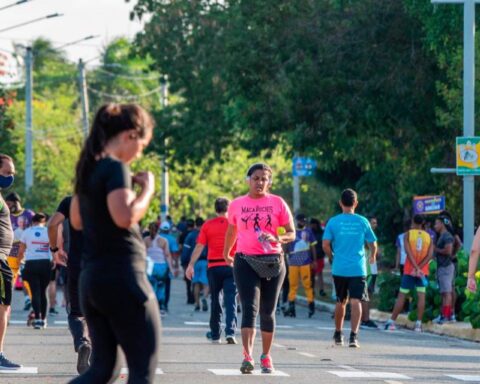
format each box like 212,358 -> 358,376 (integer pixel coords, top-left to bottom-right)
49,246 -> 59,253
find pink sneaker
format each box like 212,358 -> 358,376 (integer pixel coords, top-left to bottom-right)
240,350 -> 254,374
260,353 -> 274,374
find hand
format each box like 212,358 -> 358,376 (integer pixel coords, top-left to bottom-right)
225,255 -> 234,267
369,255 -> 376,265
173,267 -> 180,278
467,277 -> 477,293
260,233 -> 278,243
185,264 -> 194,280
132,171 -> 154,192
55,249 -> 68,267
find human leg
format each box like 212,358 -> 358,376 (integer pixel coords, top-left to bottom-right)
223,268 -> 237,338
208,268 -> 223,340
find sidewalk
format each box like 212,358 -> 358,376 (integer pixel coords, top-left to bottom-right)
298,295 -> 480,342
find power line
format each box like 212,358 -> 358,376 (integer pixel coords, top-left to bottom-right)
92,67 -> 162,81
87,85 -> 162,100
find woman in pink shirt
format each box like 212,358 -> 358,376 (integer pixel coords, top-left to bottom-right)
223,163 -> 295,374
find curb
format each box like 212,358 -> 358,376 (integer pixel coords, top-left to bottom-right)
298,296 -> 480,343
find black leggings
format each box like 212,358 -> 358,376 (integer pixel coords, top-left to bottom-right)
23,259 -> 51,320
233,255 -> 286,332
69,268 -> 161,384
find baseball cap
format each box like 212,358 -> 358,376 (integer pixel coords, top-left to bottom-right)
296,213 -> 306,221
5,192 -> 21,203
160,221 -> 171,231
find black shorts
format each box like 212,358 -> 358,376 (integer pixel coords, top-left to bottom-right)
0,259 -> 13,306
333,275 -> 368,303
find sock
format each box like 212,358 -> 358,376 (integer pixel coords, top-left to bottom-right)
441,306 -> 447,318
445,306 -> 452,318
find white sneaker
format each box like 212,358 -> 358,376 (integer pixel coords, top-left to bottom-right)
384,321 -> 396,331
414,321 -> 422,332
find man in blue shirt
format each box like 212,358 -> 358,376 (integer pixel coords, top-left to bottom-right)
322,189 -> 377,348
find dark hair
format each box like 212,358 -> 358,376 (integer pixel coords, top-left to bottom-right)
246,163 -> 273,178
186,218 -> 195,228
296,213 -> 306,221
340,188 -> 357,207
437,214 -> 454,235
195,217 -> 204,227
148,222 -> 159,239
413,214 -> 424,225
32,212 -> 47,224
214,197 -> 230,213
74,103 -> 154,195
0,154 -> 13,168
5,192 -> 21,203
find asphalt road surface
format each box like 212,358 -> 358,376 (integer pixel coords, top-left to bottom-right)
1,278 -> 479,384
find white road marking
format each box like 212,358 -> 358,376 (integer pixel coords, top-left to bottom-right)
8,320 -> 26,325
447,375 -> 480,382
384,381 -> 404,384
276,325 -> 293,329
0,367 -> 38,374
298,352 -> 316,358
337,365 -> 359,371
328,371 -> 412,379
317,326 -> 337,331
208,369 -> 289,377
273,343 -> 285,348
120,368 -> 163,375
184,321 -> 210,326
54,320 -> 68,325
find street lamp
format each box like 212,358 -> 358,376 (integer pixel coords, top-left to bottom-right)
0,13 -> 63,34
0,0 -> 33,13
56,35 -> 100,50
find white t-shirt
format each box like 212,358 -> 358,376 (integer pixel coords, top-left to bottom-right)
20,226 -> 51,261
396,232 -> 407,265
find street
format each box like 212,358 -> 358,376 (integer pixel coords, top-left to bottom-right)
1,279 -> 479,384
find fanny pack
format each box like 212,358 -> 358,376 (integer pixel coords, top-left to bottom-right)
238,253 -> 283,280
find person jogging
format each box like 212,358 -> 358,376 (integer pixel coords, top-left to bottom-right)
144,222 -> 175,314
284,213 -> 316,318
69,103 -> 160,384
223,163 -> 295,374
186,197 -> 237,344
48,196 -> 91,374
0,154 -> 21,370
322,189 -> 377,348
18,213 -> 51,329
385,214 -> 433,332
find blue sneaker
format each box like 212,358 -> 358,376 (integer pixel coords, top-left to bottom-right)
0,353 -> 21,370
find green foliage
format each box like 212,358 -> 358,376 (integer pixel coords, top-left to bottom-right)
378,272 -> 401,312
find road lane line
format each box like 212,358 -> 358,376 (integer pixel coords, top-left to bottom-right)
337,365 -> 359,371
385,381 -> 404,384
120,368 -> 163,375
0,367 -> 38,374
208,369 -> 289,376
328,371 -> 412,380
298,352 -> 316,358
273,343 -> 285,348
446,375 -> 480,381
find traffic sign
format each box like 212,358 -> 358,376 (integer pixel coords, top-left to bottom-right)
292,157 -> 317,177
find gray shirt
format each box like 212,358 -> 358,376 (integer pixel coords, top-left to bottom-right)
435,231 -> 454,268
0,196 -> 13,260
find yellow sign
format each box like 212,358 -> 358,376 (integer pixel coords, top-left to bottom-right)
456,137 -> 480,176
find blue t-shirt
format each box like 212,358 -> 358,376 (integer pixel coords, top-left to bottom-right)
323,213 -> 377,277
160,233 -> 179,254
180,229 -> 207,265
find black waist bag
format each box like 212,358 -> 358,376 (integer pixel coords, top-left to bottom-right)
239,253 -> 283,280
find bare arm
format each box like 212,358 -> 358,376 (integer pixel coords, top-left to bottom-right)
107,187 -> 154,229
435,243 -> 453,256
186,243 -> 206,280
160,238 -> 175,274
70,195 -> 82,231
418,240 -> 434,270
223,224 -> 237,266
367,241 -> 378,263
47,211 -> 65,249
17,242 -> 26,264
322,240 -> 332,263
404,231 -> 420,270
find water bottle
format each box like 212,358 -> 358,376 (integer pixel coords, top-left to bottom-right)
256,228 -> 272,252
420,273 -> 428,287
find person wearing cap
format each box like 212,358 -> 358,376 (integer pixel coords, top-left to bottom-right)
284,213 -> 316,318
159,221 -> 179,312
322,189 -> 377,348
5,192 -> 34,311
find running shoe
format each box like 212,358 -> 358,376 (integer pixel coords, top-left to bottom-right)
384,321 -> 396,331
202,298 -> 208,312
448,315 -> 457,323
414,321 -> 422,333
194,305 -> 200,312
0,353 -> 21,370
40,319 -> 47,329
27,311 -> 35,327
49,307 -> 59,316
432,315 -> 446,325
33,319 -> 42,330
206,331 -> 212,340
308,302 -> 315,318
77,343 -> 91,374
333,330 -> 344,346
260,353 -> 274,374
319,289 -> 326,297
349,333 -> 360,348
240,351 -> 254,374
226,335 -> 237,345
23,298 -> 31,311
360,320 -> 378,329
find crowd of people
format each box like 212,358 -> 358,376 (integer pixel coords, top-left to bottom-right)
1,103 -> 480,383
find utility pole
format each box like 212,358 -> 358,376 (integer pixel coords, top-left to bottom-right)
431,0 -> 478,254
293,175 -> 301,214
160,76 -> 169,223
25,46 -> 33,192
78,59 -> 89,139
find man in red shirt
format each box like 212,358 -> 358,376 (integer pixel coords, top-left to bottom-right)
186,197 -> 237,344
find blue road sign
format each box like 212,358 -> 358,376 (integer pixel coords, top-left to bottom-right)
292,157 -> 317,177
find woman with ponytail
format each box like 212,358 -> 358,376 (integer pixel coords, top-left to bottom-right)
69,104 -> 160,384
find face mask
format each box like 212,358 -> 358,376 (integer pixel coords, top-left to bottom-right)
0,175 -> 14,189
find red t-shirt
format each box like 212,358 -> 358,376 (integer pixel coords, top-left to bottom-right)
197,216 -> 235,268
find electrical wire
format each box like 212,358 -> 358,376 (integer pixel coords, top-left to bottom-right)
87,85 -> 162,100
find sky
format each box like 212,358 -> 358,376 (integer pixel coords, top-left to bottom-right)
0,0 -> 145,67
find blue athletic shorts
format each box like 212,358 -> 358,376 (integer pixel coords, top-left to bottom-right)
193,259 -> 208,285
400,274 -> 427,294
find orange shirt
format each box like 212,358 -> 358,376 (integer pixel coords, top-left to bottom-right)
404,229 -> 431,276
197,216 -> 235,268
